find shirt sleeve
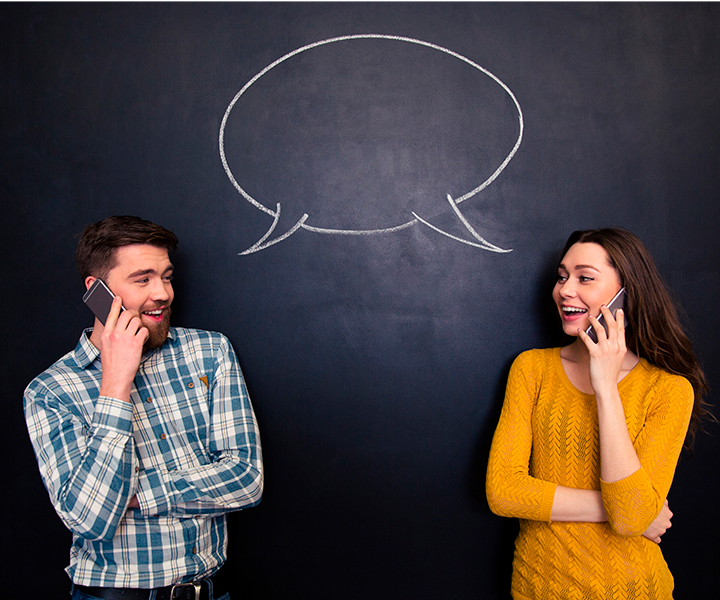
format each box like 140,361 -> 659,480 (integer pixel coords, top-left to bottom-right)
600,372 -> 693,537
135,335 -> 264,517
486,352 -> 557,522
23,382 -> 139,542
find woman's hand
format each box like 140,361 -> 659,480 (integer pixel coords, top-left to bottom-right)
643,500 -> 673,543
579,305 -> 627,397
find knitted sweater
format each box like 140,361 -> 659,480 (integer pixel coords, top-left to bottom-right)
486,348 -> 693,600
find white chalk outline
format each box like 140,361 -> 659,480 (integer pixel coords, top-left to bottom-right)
412,195 -> 511,253
219,34 -> 523,254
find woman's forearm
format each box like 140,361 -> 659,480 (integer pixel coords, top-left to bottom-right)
595,388 -> 642,483
551,486 -> 607,522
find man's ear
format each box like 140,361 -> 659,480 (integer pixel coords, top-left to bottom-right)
84,276 -> 97,291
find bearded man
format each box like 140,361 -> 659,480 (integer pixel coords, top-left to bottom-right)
24,216 -> 263,600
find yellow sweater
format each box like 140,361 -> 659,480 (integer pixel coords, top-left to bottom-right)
486,348 -> 693,600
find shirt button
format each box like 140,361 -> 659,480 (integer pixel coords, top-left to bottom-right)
135,466 -> 139,473
188,382 -> 194,389
146,398 -> 153,403
192,547 -> 197,554
160,434 -> 166,440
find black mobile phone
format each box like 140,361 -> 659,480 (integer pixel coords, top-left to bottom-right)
585,287 -> 627,343
82,279 -> 125,325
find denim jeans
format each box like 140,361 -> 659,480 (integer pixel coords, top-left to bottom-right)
71,586 -> 230,600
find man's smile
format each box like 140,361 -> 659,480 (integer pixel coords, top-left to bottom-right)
142,306 -> 168,323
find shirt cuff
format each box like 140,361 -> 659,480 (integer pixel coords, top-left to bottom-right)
136,467 -> 173,516
92,395 -> 134,434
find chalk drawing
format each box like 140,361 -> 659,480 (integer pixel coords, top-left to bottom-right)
219,34 -> 523,255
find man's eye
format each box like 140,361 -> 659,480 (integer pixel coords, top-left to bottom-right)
163,275 -> 174,282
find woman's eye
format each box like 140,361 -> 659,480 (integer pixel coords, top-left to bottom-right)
579,276 -> 594,283
557,275 -> 567,283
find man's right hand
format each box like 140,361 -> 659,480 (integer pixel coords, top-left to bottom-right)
98,296 -> 149,403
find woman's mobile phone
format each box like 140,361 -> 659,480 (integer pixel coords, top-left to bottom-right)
585,287 -> 627,343
82,279 -> 125,325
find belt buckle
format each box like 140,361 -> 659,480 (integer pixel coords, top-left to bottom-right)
170,581 -> 202,600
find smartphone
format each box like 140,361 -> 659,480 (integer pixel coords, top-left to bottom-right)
585,287 -> 627,343
82,279 -> 125,325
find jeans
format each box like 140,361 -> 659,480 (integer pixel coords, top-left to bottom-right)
71,587 -> 230,600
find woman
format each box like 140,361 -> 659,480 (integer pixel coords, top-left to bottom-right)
486,228 -> 711,599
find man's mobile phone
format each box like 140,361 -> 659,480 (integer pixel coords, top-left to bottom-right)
82,279 -> 125,326
585,287 -> 627,343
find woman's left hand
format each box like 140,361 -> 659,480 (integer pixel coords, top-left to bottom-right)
642,499 -> 673,544
578,305 -> 627,396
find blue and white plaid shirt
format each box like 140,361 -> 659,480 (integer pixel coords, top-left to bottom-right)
24,327 -> 263,588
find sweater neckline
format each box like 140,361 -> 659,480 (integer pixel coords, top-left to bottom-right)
552,346 -> 646,398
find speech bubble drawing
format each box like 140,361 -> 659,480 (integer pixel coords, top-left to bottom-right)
219,34 -> 523,255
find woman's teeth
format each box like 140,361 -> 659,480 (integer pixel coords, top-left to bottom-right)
562,307 -> 587,314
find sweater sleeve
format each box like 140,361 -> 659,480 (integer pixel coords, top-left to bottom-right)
486,351 -> 557,522
600,372 -> 693,537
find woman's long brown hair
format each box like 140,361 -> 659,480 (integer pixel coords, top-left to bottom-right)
559,228 -> 713,449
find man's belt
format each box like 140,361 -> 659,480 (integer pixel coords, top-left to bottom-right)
74,567 -> 228,600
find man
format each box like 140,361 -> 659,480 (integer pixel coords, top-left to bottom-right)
24,216 -> 263,600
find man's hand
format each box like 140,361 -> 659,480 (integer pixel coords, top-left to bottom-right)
642,499 -> 672,543
98,296 -> 149,402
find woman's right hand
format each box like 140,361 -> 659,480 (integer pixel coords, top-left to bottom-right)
642,499 -> 672,543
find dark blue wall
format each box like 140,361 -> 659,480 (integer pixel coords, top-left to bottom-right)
3,3 -> 719,597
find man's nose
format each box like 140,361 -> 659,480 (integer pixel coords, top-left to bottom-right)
150,278 -> 170,301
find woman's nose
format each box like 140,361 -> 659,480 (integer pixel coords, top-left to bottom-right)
558,281 -> 576,297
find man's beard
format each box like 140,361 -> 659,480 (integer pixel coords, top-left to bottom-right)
143,306 -> 172,353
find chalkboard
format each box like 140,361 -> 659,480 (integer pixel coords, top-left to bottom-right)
3,3 -> 719,598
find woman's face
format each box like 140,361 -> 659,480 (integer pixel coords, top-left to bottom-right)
553,242 -> 623,337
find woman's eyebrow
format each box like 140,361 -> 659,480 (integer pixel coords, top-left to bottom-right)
558,262 -> 601,273
573,263 -> 601,272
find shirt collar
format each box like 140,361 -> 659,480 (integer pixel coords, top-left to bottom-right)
75,329 -> 100,369
75,327 -> 177,369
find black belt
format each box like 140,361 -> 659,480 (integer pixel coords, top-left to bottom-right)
74,567 -> 228,600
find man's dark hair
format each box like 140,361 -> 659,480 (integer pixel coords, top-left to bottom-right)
76,215 -> 179,281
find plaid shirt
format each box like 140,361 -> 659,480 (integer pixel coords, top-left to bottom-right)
24,327 -> 263,588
